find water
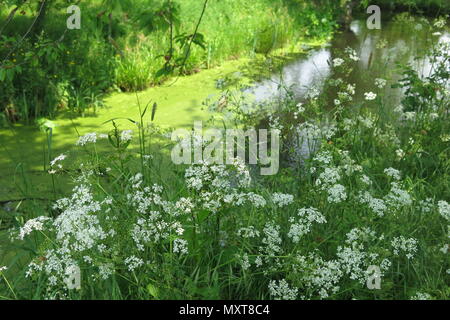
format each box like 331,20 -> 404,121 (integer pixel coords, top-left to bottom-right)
244,17 -> 449,167
246,17 -> 449,106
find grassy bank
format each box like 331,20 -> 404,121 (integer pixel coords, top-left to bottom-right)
0,0 -> 337,123
1,17 -> 448,299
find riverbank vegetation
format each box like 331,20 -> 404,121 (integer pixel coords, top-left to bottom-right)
0,1 -> 449,300
0,0 -> 341,124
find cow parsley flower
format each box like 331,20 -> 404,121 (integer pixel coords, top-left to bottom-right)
288,207 -> 326,243
385,182 -> 412,209
364,92 -> 377,101
345,47 -> 360,61
333,58 -> 344,67
396,149 -> 405,160
437,200 -> 450,221
384,167 -> 401,180
17,216 -> 51,240
238,253 -> 251,270
124,256 -> 144,272
410,292 -> 432,300
261,222 -> 282,256
360,175 -> 372,185
316,167 -> 341,189
375,78 -> 387,89
272,193 -> 294,207
268,279 -> 298,300
359,192 -> 387,217
76,132 -> 97,146
237,226 -> 260,238
120,130 -> 133,142
50,154 -> 67,168
391,236 -> 418,259
303,254 -> 343,299
327,184 -> 347,203
173,238 -> 188,255
99,263 -> 114,280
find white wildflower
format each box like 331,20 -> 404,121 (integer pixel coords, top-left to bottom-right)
272,193 -> 294,207
375,78 -> 387,89
410,292 -> 432,300
124,256 -> 144,272
268,279 -> 298,300
173,238 -> 188,255
76,132 -> 97,146
327,184 -> 347,203
120,130 -> 133,142
391,236 -> 418,259
437,200 -> 450,221
333,58 -> 344,67
384,167 -> 401,180
364,92 -> 377,101
17,216 -> 51,240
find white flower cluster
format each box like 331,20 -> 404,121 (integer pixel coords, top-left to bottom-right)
327,184 -> 347,203
293,102 -> 305,118
268,279 -> 298,300
173,238 -> 188,255
418,198 -> 434,213
437,200 -> 450,221
127,174 -> 186,252
17,216 -> 51,240
299,253 -> 343,299
410,292 -> 432,300
272,192 -> 294,207
50,154 -> 67,168
185,159 -> 270,213
315,167 -> 341,188
375,78 -> 387,89
124,256 -> 144,272
384,182 -> 412,209
76,132 -> 97,146
384,167 -> 401,180
288,207 -> 326,243
120,130 -> 133,142
345,47 -> 360,61
391,236 -> 418,259
53,184 -> 110,252
333,58 -> 344,67
364,92 -> 377,101
337,228 -> 390,284
237,226 -> 260,239
261,222 -> 282,257
359,191 -> 387,217
238,253 -> 251,271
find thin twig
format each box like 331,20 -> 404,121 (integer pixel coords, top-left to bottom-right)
0,0 -> 47,66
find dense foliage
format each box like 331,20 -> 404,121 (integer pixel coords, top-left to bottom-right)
0,0 -> 341,124
1,20 -> 448,299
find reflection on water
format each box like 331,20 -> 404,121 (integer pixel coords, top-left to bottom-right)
246,49 -> 331,101
247,18 -> 449,106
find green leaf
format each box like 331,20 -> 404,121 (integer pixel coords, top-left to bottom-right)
146,283 -> 159,299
